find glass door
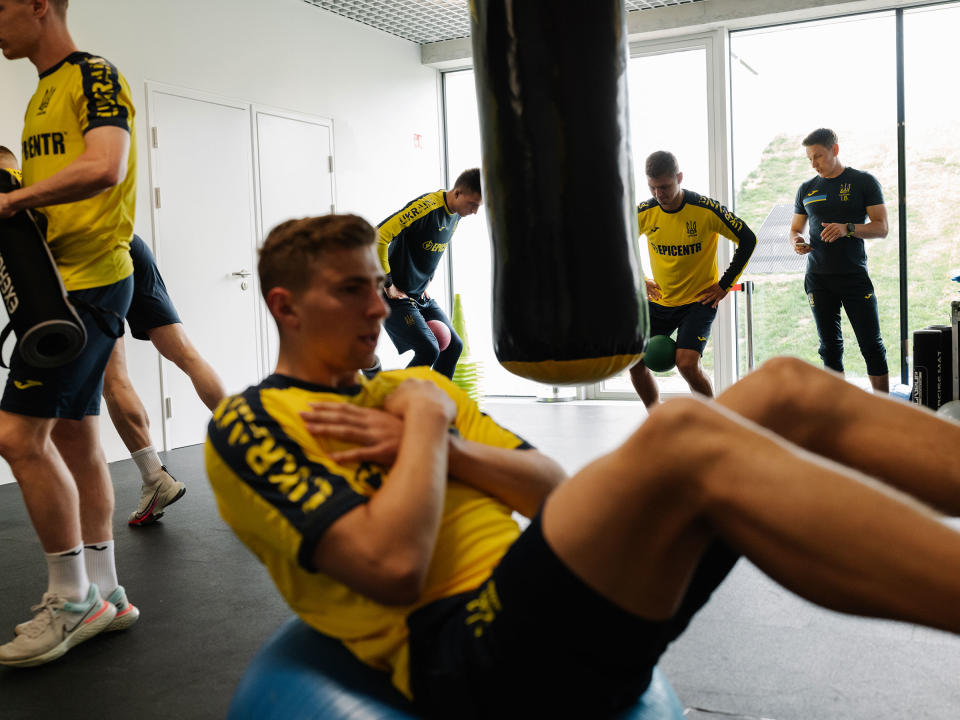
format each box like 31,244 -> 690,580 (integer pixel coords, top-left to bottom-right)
903,3 -> 960,383
730,13 -> 899,386
443,70 -> 548,397
594,34 -> 727,399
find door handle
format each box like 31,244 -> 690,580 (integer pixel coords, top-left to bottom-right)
232,270 -> 253,278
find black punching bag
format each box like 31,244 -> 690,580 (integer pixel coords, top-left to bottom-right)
470,0 -> 648,385
0,169 -> 87,368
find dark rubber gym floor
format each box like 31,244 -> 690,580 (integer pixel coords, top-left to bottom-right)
0,399 -> 958,719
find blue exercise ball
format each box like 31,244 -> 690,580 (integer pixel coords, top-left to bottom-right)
229,619 -> 686,720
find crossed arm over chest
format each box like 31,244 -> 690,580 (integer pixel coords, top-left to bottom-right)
301,379 -> 566,605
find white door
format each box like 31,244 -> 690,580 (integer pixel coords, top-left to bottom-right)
148,87 -> 262,449
254,108 -> 335,368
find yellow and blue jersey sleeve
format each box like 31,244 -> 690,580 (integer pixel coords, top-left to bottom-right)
377,192 -> 445,274
694,194 -> 756,290
376,191 -> 458,296
74,54 -> 133,133
206,386 -> 375,572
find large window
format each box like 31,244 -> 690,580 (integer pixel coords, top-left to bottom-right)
444,70 -> 546,397
730,13 -> 899,384
444,4 -> 960,399
444,37 -> 731,400
904,3 -> 960,361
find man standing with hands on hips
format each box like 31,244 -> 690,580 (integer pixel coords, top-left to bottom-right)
630,151 -> 756,407
790,128 -> 890,393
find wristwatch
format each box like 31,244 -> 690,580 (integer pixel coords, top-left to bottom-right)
845,222 -> 856,237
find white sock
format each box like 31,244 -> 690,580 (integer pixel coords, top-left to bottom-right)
83,540 -> 118,599
46,544 -> 90,603
131,445 -> 164,485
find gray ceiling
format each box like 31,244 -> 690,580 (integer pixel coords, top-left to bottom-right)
303,0 -> 706,45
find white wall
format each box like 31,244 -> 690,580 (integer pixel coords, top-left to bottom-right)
0,0 -> 443,483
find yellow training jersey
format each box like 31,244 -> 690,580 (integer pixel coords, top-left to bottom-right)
205,366 -> 531,699
21,52 -> 136,290
637,190 -> 755,307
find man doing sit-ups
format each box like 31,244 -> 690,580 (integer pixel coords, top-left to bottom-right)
205,213 -> 960,719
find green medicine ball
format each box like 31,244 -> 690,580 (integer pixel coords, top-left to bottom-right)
643,334 -> 676,373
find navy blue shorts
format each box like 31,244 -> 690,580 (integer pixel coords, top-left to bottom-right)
382,295 -> 463,379
382,296 -> 447,353
648,301 -> 718,354
0,275 -> 133,420
126,235 -> 180,340
407,513 -> 739,719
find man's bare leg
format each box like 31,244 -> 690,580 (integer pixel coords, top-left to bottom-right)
102,336 -> 184,525
628,362 -> 660,407
103,337 -> 152,453
675,348 -> 713,398
0,412 -> 81,553
51,416 -> 138,627
541,392 -> 960,635
868,373 -> 890,394
52,416 -> 117,596
148,323 -> 226,411
717,357 -> 960,515
0,413 -> 119,664
52,417 -> 114,546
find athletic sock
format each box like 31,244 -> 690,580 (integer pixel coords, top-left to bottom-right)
131,445 -> 164,485
83,540 -> 119,599
46,544 -> 90,602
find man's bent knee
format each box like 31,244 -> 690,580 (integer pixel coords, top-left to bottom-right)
818,342 -> 844,373
675,351 -> 702,375
623,397 -> 728,491
0,414 -> 54,465
409,338 -> 441,367
861,346 -> 888,377
148,323 -> 194,365
753,357 -> 849,417
446,332 -> 464,357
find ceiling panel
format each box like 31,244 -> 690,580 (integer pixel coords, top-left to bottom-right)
304,0 -> 706,45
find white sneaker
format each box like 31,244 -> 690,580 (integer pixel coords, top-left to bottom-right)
128,467 -> 186,526
0,584 -> 116,667
103,585 -> 140,632
15,584 -> 139,635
